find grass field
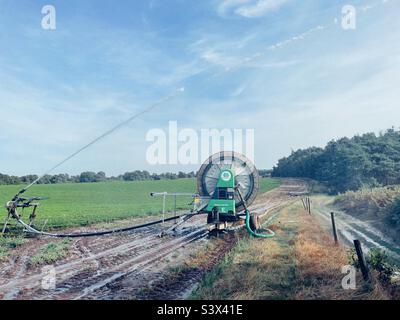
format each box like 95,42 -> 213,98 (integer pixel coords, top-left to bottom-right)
0,178 -> 280,229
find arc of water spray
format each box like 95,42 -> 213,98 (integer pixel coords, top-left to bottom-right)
15,87 -> 185,197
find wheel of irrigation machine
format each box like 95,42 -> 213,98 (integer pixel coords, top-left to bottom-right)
249,213 -> 261,231
197,151 -> 260,213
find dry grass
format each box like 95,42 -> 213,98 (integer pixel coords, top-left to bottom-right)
192,202 -> 391,300
293,210 -> 389,300
191,206 -> 297,300
334,186 -> 400,217
333,186 -> 400,242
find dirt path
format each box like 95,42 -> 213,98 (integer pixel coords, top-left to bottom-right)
313,196 -> 400,263
0,179 -> 307,300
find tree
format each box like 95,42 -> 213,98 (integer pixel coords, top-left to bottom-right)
272,128 -> 400,194
79,171 -> 97,183
178,171 -> 186,179
95,171 -> 106,182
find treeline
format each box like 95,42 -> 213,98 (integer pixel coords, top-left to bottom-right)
0,170 -> 196,185
272,128 -> 400,194
259,169 -> 272,177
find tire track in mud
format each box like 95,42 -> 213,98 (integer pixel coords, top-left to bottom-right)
0,224 -> 208,299
314,199 -> 400,263
0,228 -> 167,296
73,229 -> 208,300
2,255 -> 30,300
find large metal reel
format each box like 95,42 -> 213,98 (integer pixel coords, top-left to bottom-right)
197,151 -> 260,213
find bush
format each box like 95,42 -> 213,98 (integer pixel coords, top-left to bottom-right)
367,249 -> 394,284
385,197 -> 400,228
333,186 -> 400,218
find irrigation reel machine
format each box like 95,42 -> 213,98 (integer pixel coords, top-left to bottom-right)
3,151 -> 274,239
190,151 -> 266,236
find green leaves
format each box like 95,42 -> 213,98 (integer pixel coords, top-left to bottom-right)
272,128 -> 400,194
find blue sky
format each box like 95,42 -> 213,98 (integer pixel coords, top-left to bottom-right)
0,0 -> 399,175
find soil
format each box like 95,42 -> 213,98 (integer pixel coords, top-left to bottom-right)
313,196 -> 400,264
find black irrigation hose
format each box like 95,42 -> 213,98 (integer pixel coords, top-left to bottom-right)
18,214 -> 191,238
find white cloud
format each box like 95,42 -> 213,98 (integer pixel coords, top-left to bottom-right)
218,0 -> 288,18
189,29 -> 303,72
235,0 -> 288,17
217,0 -> 249,17
200,49 -> 241,69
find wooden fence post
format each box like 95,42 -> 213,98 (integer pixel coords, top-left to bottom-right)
353,240 -> 369,281
162,192 -> 166,224
174,195 -> 177,224
330,212 -> 338,244
301,198 -> 306,210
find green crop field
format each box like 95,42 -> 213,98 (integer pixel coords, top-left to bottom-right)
259,177 -> 281,194
0,178 -> 280,229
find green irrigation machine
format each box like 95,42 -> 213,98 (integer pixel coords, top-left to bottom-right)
150,151 -> 265,236
190,151 -> 263,234
3,151 -> 273,238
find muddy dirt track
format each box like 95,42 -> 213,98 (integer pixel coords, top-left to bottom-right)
314,197 -> 400,263
0,179 -> 307,300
